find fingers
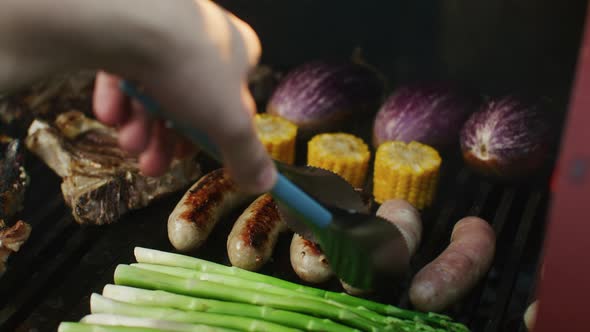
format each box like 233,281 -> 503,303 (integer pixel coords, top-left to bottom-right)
216,11 -> 274,193
215,119 -> 277,194
204,86 -> 276,194
242,82 -> 257,116
90,3 -> 269,188
117,99 -> 152,154
227,13 -> 261,68
93,71 -> 128,126
139,121 -> 175,177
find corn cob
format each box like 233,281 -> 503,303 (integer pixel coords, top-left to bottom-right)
373,141 -> 441,209
254,113 -> 298,164
307,133 -> 371,188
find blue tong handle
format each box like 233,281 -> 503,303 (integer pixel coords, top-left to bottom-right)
119,80 -> 332,229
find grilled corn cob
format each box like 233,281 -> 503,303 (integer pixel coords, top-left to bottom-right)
254,113 -> 298,164
373,141 -> 441,209
307,133 -> 371,188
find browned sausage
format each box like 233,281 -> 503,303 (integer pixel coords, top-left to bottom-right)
524,300 -> 538,330
290,233 -> 333,283
339,199 -> 423,296
524,263 -> 543,330
226,194 -> 287,271
168,169 -> 254,252
376,199 -> 422,256
409,216 -> 496,312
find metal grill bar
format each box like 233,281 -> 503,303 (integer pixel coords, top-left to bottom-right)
454,182 -> 496,324
484,192 -> 543,332
466,181 -> 494,216
0,217 -> 100,330
452,187 -> 517,330
414,167 -> 472,267
15,196 -> 178,330
491,189 -> 518,236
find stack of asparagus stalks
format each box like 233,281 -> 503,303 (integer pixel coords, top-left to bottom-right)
58,247 -> 470,332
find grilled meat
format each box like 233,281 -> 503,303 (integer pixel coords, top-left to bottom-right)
227,194 -> 287,271
290,233 -> 333,284
0,70 -> 95,137
25,111 -> 202,225
168,168 -> 255,252
409,216 -> 496,312
0,136 -> 29,221
0,220 -> 32,276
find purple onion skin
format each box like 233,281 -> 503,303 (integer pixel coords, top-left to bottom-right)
372,84 -> 477,149
266,60 -> 385,136
460,96 -> 554,180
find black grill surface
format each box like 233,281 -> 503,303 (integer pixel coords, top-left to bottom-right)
0,148 -> 549,332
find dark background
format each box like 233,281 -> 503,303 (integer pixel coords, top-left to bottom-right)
216,0 -> 588,101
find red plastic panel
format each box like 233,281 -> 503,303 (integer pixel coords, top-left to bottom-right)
534,4 -> 590,331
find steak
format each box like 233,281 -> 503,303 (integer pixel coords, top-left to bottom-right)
0,136 -> 29,221
25,111 -> 202,225
0,220 -> 32,276
0,70 -> 95,137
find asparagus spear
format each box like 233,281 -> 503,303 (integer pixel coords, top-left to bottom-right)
114,265 -> 390,332
134,247 -> 469,332
58,322 -> 170,332
80,314 -> 239,332
131,263 -> 390,326
90,294 -> 301,332
102,284 -> 359,332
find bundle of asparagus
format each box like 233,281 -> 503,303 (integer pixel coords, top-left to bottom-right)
58,247 -> 470,332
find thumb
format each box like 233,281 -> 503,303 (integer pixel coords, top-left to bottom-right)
206,88 -> 276,194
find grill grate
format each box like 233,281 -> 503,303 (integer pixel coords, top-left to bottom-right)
0,149 -> 549,332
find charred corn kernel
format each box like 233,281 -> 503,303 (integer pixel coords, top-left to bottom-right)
373,141 -> 442,209
307,133 -> 371,188
254,113 -> 298,164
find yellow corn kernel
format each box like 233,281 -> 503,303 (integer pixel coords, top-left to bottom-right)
373,141 -> 442,209
307,133 -> 371,188
254,113 -> 298,164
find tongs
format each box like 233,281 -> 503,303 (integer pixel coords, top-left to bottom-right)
119,81 -> 409,289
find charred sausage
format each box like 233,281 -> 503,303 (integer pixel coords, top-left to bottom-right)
290,233 -> 333,283
409,216 -> 496,312
168,168 -> 254,252
226,194 -> 287,271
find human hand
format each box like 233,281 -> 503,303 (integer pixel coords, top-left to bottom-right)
92,0 -> 276,194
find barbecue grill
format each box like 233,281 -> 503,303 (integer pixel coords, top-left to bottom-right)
1,1 -> 589,331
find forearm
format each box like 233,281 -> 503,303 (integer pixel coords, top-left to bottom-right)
0,0 -> 190,92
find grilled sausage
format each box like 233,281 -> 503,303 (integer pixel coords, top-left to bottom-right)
168,168 -> 254,252
339,199 -> 422,296
409,216 -> 495,312
524,300 -> 538,330
376,199 -> 422,256
290,233 -> 333,283
226,194 -> 287,271
524,263 -> 543,330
